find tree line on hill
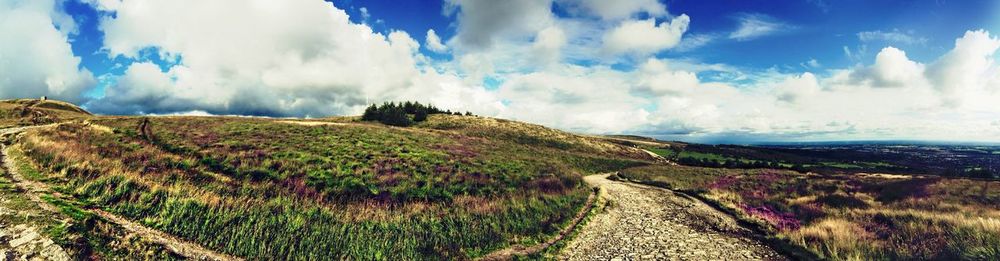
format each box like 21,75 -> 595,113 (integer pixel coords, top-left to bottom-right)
361,101 -> 473,127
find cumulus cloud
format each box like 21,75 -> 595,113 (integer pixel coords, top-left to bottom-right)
773,73 -> 821,103
33,0 -> 1000,142
531,26 -> 567,68
425,29 -> 448,53
92,0 -> 488,117
925,30 -> 1000,107
558,0 -> 667,20
603,15 -> 690,56
496,65 -> 649,133
729,13 -> 791,41
849,47 -> 926,88
0,0 -> 94,103
634,59 -> 699,96
444,0 -> 554,50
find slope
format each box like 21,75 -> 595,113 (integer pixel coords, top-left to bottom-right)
5,109 -> 657,259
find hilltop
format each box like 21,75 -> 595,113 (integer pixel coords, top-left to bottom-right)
0,99 -> 92,128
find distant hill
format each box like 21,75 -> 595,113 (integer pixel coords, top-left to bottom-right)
0,98 -> 92,128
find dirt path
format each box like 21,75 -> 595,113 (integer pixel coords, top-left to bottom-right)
560,174 -> 784,260
0,126 -> 241,261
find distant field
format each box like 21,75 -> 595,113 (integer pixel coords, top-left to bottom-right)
617,165 -> 1000,260
12,114 -> 652,259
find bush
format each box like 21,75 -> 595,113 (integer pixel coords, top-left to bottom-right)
380,104 -> 412,127
358,101 -> 467,127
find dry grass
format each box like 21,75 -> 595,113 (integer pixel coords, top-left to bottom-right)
619,164 -> 1000,260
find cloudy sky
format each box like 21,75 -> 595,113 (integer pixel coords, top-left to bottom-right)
2,0 -> 1000,143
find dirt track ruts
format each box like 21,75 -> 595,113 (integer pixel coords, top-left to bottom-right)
560,174 -> 785,260
1,126 -> 241,261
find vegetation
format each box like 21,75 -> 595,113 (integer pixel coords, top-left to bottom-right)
617,165 -> 1000,260
11,114 -> 652,259
0,139 -> 180,259
360,101 -> 472,127
0,99 -> 92,128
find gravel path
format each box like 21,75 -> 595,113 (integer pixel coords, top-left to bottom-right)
560,174 -> 785,260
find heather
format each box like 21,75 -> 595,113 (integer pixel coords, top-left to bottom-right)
11,115 -> 652,259
618,165 -> 1000,260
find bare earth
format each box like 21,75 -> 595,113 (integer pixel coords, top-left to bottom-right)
560,174 -> 785,261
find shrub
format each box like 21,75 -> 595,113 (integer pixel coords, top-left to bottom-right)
359,101 -> 456,126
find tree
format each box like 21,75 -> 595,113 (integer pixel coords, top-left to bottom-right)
465,111 -> 473,116
413,107 -> 429,122
380,105 -> 412,127
361,104 -> 379,121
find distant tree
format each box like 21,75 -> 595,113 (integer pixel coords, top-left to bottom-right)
413,107 -> 429,122
361,104 -> 379,121
403,101 -> 416,114
465,111 -> 473,116
358,101 -> 462,126
380,105 -> 412,127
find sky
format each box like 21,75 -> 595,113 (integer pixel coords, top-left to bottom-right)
2,0 -> 1000,144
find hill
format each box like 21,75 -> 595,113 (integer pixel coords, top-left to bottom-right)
0,99 -> 92,128
0,101 -> 657,259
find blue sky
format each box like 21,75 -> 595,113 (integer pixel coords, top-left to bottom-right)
3,0 -> 1000,143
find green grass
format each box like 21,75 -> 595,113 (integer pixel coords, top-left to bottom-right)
0,146 -> 181,260
15,115 -> 652,259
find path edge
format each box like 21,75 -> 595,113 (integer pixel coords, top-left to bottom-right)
608,173 -> 824,261
478,183 -> 605,260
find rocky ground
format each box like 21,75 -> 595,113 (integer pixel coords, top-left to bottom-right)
0,224 -> 70,261
560,174 -> 785,261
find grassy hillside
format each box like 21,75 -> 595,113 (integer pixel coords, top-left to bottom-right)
0,99 -> 92,128
7,111 -> 654,259
617,165 -> 1000,260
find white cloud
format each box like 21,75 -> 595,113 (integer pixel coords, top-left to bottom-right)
729,13 -> 791,41
634,59 -> 699,96
858,29 -> 927,45
558,0 -> 667,20
0,0 -> 94,103
531,26 -> 567,68
93,0 -> 489,117
603,15 -> 690,56
674,33 -> 715,52
444,0 -> 554,50
926,30 -> 1000,107
497,65 -> 649,133
773,72 -> 821,103
359,7 -> 370,21
425,29 -> 448,53
849,47 -> 927,88
60,1 -> 1000,142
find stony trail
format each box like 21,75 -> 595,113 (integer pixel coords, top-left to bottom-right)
0,126 -> 241,261
560,174 -> 785,261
